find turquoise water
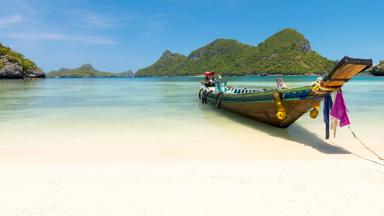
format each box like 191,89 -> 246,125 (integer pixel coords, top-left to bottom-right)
1,76 -> 384,131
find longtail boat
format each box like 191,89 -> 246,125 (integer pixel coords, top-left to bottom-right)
199,56 -> 372,128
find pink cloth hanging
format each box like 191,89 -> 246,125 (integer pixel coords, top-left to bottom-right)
330,90 -> 350,127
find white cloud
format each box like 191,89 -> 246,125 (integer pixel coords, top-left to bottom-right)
141,21 -> 166,38
66,10 -> 124,30
14,0 -> 33,11
5,32 -> 117,45
82,12 -> 116,28
0,14 -> 24,28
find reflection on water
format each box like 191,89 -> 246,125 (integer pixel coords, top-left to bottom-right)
0,76 -> 383,149
0,79 -> 43,121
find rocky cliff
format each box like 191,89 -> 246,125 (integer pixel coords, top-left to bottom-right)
0,43 -> 44,79
369,61 -> 384,76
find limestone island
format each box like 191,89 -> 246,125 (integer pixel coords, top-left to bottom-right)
0,43 -> 45,79
136,28 -> 336,77
369,61 -> 384,76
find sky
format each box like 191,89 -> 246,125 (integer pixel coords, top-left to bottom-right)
0,0 -> 383,72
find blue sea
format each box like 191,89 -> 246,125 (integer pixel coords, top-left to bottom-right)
0,76 -> 383,149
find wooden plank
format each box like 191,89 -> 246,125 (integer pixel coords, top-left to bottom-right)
322,56 -> 372,88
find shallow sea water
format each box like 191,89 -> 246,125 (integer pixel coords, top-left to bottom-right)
0,76 -> 383,151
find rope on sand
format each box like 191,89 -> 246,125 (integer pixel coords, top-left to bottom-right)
329,139 -> 384,167
348,126 -> 384,161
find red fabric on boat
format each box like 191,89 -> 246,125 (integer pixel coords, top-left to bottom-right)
204,71 -> 215,77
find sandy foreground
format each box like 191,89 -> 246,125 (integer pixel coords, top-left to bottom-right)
0,121 -> 384,216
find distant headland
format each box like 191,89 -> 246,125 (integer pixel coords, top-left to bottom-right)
46,64 -> 134,78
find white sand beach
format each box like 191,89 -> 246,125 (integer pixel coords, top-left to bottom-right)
1,117 -> 383,216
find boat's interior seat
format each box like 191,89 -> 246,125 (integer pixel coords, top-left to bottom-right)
225,87 -> 264,94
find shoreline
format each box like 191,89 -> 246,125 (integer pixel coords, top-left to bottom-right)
1,76 -> 383,215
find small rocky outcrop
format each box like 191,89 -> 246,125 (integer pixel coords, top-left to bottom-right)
0,43 -> 45,79
369,61 -> 384,76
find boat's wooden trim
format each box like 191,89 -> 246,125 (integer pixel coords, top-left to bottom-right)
322,56 -> 372,88
215,86 -> 314,103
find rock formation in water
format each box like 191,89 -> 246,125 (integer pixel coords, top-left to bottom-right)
369,61 -> 384,76
0,43 -> 45,79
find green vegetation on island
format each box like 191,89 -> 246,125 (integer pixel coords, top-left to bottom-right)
0,43 -> 45,79
369,60 -> 384,76
136,28 -> 336,76
46,64 -> 134,78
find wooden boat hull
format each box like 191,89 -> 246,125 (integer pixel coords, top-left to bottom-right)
205,87 -> 322,128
